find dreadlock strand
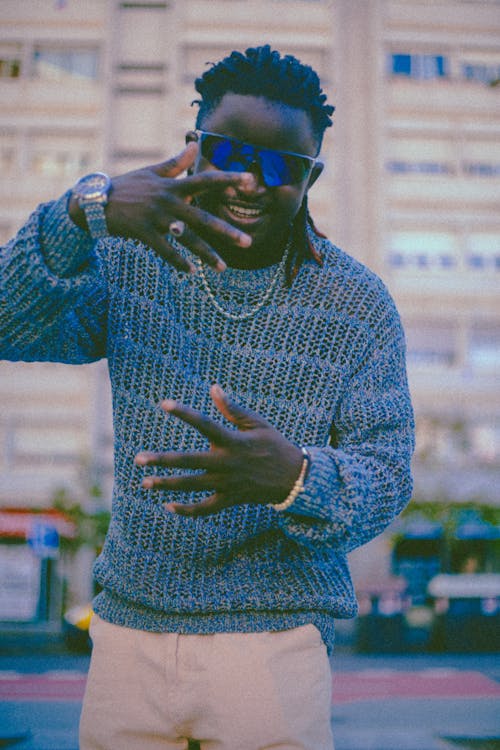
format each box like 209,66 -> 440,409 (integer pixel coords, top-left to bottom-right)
285,198 -> 307,287
193,45 -> 334,144
306,214 -> 325,267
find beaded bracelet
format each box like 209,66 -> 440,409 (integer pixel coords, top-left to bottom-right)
270,448 -> 311,512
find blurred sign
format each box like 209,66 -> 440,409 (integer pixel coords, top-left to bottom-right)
428,573 -> 500,599
27,521 -> 59,559
0,545 -> 40,620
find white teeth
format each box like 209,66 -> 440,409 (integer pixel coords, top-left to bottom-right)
227,204 -> 263,218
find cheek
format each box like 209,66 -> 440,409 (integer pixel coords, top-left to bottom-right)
274,186 -> 306,221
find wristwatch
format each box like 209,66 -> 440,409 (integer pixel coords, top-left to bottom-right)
72,172 -> 111,239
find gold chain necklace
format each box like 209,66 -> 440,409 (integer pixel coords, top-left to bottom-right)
195,240 -> 291,322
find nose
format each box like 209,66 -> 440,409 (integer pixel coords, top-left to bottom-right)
240,159 -> 267,191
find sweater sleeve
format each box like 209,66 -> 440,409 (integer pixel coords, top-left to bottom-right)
0,192 -> 108,364
278,298 -> 415,553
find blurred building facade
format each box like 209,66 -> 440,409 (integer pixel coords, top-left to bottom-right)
1,1 -> 499,579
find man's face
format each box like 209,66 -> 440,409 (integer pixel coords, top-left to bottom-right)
192,93 -> 322,268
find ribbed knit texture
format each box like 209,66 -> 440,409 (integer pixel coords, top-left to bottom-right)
1,194 -> 414,654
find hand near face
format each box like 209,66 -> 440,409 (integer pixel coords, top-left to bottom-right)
134,384 -> 303,517
68,142 -> 255,273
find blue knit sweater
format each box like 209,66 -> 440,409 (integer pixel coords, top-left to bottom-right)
1,194 -> 414,653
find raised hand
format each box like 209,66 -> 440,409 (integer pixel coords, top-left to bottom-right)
69,142 -> 256,273
134,384 -> 303,517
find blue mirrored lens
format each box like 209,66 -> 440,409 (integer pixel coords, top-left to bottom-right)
200,134 -> 311,187
209,138 -> 251,173
259,150 -> 297,186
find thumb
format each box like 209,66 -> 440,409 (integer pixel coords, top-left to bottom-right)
210,384 -> 269,430
152,142 -> 198,178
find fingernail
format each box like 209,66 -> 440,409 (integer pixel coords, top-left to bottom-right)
142,478 -> 154,488
212,384 -> 223,398
215,259 -> 227,272
238,233 -> 252,248
163,503 -> 176,513
135,453 -> 148,465
240,172 -> 257,189
162,399 -> 177,411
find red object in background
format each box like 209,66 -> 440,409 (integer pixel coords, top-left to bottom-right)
331,669 -> 500,704
1,669 -> 500,704
0,508 -> 76,540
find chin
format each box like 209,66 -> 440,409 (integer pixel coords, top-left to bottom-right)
219,244 -> 259,269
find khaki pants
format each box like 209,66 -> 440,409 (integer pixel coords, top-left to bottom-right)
80,614 -> 334,750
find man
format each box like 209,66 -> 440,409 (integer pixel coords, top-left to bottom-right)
1,46 -> 414,750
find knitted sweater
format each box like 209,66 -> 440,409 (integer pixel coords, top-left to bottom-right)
1,194 -> 414,653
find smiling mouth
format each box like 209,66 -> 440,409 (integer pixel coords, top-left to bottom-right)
224,202 -> 265,222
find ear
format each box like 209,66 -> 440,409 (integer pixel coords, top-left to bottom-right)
307,160 -> 324,189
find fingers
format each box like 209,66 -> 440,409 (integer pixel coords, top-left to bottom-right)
166,199 -> 252,249
177,170 -> 257,197
140,222 -> 229,272
165,495 -> 228,518
151,151 -> 258,249
138,229 -> 196,273
180,224 -> 227,271
152,142 -> 198,178
134,389 -> 273,518
161,399 -> 234,445
117,154 -> 255,263
135,450 -> 223,471
210,384 -> 270,429
141,473 -> 217,493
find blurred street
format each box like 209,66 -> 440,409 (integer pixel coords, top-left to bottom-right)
1,634 -> 499,750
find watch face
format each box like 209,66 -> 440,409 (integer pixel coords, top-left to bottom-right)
76,172 -> 111,200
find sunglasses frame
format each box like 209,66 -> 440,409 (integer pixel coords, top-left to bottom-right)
196,130 -> 318,187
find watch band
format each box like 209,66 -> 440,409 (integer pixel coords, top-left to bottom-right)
72,172 -> 111,240
82,201 -> 108,239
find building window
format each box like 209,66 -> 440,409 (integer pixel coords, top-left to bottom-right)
0,43 -> 22,78
469,324 -> 500,370
389,53 -> 449,80
32,151 -> 91,178
462,62 -> 500,85
0,131 -> 16,174
119,2 -> 168,7
386,160 -> 454,175
29,133 -> 93,179
405,321 -> 456,367
462,138 -> 500,177
388,231 -> 458,271
12,425 -> 85,465
463,162 -> 500,177
466,233 -> 500,272
0,57 -> 21,78
386,136 -> 456,176
32,47 -> 99,82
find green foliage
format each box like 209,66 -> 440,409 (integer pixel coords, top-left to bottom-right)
51,487 -> 110,552
401,498 -> 500,538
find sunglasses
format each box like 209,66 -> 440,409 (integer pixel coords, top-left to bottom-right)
197,130 -> 318,188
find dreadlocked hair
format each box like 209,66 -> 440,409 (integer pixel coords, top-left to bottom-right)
286,196 -> 326,286
193,45 -> 334,284
193,45 -> 334,144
